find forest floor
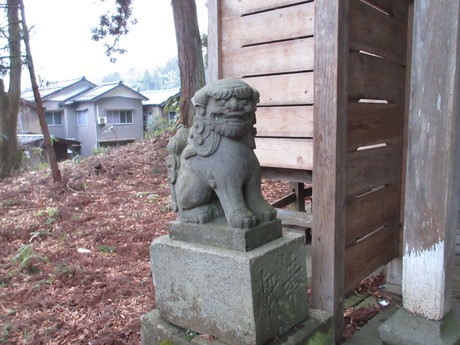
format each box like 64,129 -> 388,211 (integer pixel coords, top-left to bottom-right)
0,131 -> 388,344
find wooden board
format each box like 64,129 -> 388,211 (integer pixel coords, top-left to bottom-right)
346,144 -> 403,197
255,106 -> 313,137
221,2 -> 314,49
348,51 -> 406,103
365,0 -> 409,22
346,183 -> 401,246
344,222 -> 399,292
221,37 -> 314,77
244,72 -> 314,105
222,0 -> 314,17
349,0 -> 407,65
347,102 -> 404,151
254,137 -> 313,170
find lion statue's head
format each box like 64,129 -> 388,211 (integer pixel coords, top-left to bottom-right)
186,79 -> 259,157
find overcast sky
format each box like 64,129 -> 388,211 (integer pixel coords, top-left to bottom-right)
21,0 -> 208,87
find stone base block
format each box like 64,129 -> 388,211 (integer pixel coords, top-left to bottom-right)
149,233 -> 308,345
141,309 -> 332,345
169,218 -> 282,252
379,307 -> 460,345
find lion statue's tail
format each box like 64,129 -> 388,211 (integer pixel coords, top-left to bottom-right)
166,126 -> 189,212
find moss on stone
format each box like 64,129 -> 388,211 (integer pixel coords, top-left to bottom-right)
159,340 -> 175,345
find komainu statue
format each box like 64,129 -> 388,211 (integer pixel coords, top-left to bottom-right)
166,78 -> 276,229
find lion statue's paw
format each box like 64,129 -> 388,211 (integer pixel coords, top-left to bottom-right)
228,213 -> 257,229
263,209 -> 278,222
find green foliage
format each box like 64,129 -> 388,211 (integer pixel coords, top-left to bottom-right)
37,207 -> 60,226
1,199 -> 18,206
29,230 -> 52,242
163,94 -> 181,116
1,323 -> 11,342
100,58 -> 180,91
159,341 -> 175,345
96,245 -> 116,253
55,264 -> 76,276
185,329 -> 199,341
12,244 -> 48,274
93,145 -> 112,156
145,114 -> 175,139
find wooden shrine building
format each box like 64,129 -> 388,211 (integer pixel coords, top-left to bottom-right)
208,0 -> 459,344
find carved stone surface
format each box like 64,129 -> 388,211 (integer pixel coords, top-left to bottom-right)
167,78 -> 276,229
150,233 -> 309,345
169,218 -> 282,252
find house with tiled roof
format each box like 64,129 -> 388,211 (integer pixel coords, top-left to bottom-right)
20,77 -> 148,157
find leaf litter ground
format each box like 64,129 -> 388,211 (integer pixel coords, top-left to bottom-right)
0,132 -> 388,344
0,133 -> 291,345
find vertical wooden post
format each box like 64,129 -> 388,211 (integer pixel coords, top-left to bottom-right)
311,1 -> 349,343
207,0 -> 221,82
402,0 -> 460,321
290,182 -> 306,212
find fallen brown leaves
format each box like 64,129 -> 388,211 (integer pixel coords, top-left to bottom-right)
343,271 -> 399,340
0,132 -> 289,345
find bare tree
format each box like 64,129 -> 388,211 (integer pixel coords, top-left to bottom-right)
20,0 -> 61,181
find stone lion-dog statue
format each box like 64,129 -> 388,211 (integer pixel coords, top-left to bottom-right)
166,78 -> 276,229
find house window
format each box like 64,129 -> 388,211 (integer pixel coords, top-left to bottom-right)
106,110 -> 133,124
45,111 -> 63,126
169,112 -> 177,125
77,110 -> 88,126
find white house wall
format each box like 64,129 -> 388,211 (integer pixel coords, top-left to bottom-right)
95,97 -> 144,144
45,100 -> 67,139
75,102 -> 98,157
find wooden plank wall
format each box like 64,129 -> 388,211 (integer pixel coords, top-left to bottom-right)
210,0 -> 409,296
216,0 -> 315,171
344,0 -> 409,292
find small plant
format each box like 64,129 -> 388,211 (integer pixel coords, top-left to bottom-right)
55,264 -> 76,277
93,145 -> 112,156
1,199 -> 18,206
12,245 -> 48,274
29,230 -> 52,242
1,323 -> 11,342
37,208 -> 60,226
185,329 -> 199,341
159,341 -> 175,345
96,245 -> 116,253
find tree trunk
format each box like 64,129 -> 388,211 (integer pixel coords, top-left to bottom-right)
20,0 -> 61,182
171,0 -> 206,128
0,0 -> 22,178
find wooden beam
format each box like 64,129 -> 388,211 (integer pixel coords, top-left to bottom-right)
276,208 -> 313,228
207,0 -> 221,82
271,192 -> 296,209
261,167 -> 312,183
402,0 -> 460,320
290,182 -> 306,212
311,1 -> 349,344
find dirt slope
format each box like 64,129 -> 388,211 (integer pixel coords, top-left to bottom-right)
0,133 -> 288,345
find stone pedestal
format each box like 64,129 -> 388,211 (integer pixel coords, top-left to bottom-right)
169,218 -> 282,252
149,232 -> 308,345
378,307 -> 460,345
